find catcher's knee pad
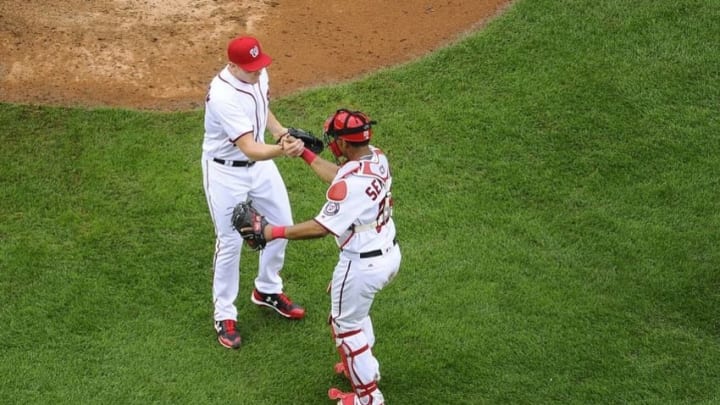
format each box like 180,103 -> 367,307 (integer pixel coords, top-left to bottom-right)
331,323 -> 383,403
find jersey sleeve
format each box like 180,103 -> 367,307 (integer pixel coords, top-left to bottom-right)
314,178 -> 368,236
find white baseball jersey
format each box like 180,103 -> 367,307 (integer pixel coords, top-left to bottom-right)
202,65 -> 269,161
201,64 -> 293,322
315,147 -> 396,254
321,146 -> 400,405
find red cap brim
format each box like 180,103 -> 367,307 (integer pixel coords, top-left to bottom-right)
238,54 -> 272,72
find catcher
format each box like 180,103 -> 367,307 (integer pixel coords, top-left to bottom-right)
232,109 -> 400,405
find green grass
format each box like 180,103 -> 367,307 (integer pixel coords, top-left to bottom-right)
2,0 -> 719,403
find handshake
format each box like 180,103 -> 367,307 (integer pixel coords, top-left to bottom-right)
279,127 -> 324,157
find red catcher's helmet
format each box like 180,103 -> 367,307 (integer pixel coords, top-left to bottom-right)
323,109 -> 375,143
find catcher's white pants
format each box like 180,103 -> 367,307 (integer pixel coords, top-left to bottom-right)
202,159 -> 294,321
331,244 -> 401,405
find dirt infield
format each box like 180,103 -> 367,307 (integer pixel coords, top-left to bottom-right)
0,0 -> 509,111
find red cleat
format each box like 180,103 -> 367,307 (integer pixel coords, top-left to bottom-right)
251,289 -> 305,319
328,388 -> 355,405
214,320 -> 241,349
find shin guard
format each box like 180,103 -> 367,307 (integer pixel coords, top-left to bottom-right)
332,323 -> 384,405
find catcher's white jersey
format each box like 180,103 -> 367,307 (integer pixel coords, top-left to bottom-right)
202,65 -> 269,161
315,147 -> 396,254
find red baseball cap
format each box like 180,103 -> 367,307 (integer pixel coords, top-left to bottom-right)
227,36 -> 272,72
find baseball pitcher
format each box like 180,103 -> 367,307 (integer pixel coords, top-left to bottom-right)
201,36 -> 311,349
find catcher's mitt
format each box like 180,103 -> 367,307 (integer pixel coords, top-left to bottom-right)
231,200 -> 268,250
287,127 -> 324,154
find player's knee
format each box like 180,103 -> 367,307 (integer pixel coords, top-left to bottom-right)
217,234 -> 243,250
332,318 -> 363,337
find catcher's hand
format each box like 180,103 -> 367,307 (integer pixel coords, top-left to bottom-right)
287,127 -> 324,154
231,201 -> 268,250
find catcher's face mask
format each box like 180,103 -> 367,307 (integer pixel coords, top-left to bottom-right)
323,109 -> 375,158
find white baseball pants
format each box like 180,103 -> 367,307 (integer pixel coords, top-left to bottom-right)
202,159 -> 294,321
331,244 -> 401,405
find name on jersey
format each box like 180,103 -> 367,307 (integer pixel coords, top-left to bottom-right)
365,178 -> 384,201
